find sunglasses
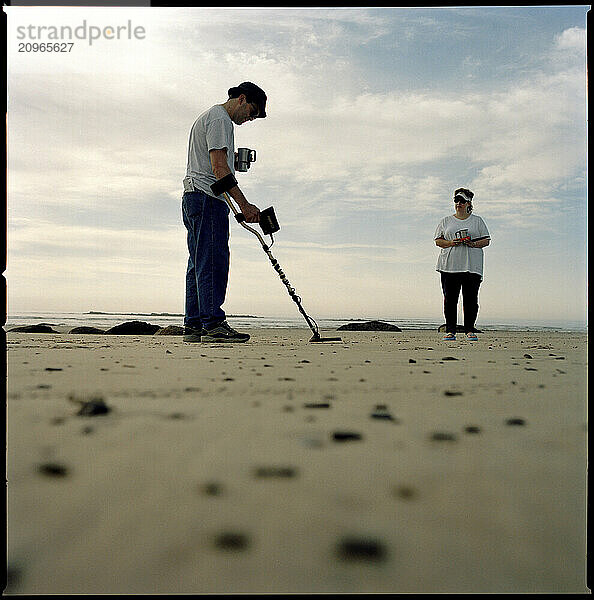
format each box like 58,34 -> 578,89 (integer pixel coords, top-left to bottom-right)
454,197 -> 469,204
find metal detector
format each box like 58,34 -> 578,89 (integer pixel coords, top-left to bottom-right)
221,186 -> 341,343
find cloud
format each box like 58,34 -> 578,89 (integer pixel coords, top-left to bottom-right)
555,26 -> 586,52
5,9 -> 588,321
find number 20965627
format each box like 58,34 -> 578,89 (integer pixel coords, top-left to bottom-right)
18,42 -> 74,52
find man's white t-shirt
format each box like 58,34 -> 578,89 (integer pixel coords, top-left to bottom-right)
185,105 -> 235,198
434,214 -> 490,278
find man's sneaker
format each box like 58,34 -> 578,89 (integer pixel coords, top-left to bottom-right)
202,321 -> 250,343
442,332 -> 456,341
466,332 -> 478,341
183,325 -> 204,342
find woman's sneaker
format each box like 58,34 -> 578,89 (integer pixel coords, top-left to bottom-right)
183,325 -> 205,342
202,321 -> 250,343
466,332 -> 478,341
442,332 -> 456,341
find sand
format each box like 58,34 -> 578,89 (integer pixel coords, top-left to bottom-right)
5,328 -> 589,594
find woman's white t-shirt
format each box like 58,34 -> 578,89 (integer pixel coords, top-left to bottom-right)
434,214 -> 490,278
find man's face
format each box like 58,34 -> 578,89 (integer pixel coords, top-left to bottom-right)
233,95 -> 259,125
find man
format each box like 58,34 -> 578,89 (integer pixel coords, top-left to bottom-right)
182,82 -> 267,343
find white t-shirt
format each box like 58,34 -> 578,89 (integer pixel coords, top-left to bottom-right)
185,105 -> 235,198
434,214 -> 490,277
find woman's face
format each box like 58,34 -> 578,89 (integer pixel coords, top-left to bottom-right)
454,197 -> 470,215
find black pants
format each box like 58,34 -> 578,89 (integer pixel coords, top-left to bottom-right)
440,272 -> 482,334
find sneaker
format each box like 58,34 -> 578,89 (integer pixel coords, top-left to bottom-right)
202,321 -> 250,343
183,325 -> 204,342
442,332 -> 456,341
466,332 -> 478,341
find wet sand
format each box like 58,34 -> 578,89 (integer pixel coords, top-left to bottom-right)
5,328 -> 588,593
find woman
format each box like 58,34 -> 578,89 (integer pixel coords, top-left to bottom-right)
434,188 -> 491,341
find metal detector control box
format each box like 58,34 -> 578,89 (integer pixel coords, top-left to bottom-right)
259,207 -> 280,235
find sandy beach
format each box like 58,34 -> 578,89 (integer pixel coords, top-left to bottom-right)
5,327 -> 588,594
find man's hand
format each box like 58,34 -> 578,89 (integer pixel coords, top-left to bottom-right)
239,201 -> 260,223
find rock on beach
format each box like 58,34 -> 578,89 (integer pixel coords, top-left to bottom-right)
154,325 -> 185,336
105,321 -> 161,335
337,320 -> 401,332
68,326 -> 105,334
9,324 -> 58,333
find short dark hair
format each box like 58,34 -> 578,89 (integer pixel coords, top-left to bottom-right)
227,81 -> 267,118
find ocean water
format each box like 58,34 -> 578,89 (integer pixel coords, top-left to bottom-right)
3,311 -> 587,333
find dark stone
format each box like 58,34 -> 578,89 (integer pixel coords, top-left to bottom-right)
337,320 -> 401,332
45,367 -> 63,372
443,390 -> 463,396
337,537 -> 387,562
38,462 -> 69,477
464,425 -> 482,434
74,398 -> 111,416
201,482 -> 224,496
303,402 -> 331,409
105,320 -> 161,335
154,325 -> 184,335
9,324 -> 58,333
506,417 -> 526,426
430,432 -> 457,442
214,532 -> 250,551
332,431 -> 363,442
370,412 -> 398,422
167,412 -> 186,419
69,326 -> 105,334
441,356 -> 458,361
394,485 -> 417,500
253,466 -> 298,478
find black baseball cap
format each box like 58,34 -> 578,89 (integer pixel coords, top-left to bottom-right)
228,81 -> 267,118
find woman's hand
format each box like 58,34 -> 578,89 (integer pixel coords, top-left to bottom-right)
436,237 -> 461,249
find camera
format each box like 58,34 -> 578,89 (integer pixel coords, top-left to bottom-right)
455,229 -> 470,244
236,147 -> 256,172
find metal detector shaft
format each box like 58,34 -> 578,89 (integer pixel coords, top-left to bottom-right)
222,192 -> 341,342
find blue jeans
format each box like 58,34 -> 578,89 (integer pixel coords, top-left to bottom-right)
182,190 -> 230,330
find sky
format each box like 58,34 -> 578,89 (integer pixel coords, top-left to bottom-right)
4,6 -> 589,325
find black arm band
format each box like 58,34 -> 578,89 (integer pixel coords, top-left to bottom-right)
210,173 -> 238,196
